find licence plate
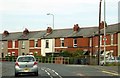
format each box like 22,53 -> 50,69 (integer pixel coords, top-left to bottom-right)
24,68 -> 29,72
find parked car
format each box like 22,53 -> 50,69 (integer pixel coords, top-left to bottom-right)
100,57 -> 120,65
15,55 -> 38,76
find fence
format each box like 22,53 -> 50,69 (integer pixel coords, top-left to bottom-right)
0,56 -> 70,64
0,56 -> 101,65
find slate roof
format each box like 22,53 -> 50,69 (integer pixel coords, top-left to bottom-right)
2,32 -> 22,40
95,23 -> 120,35
67,27 -> 98,38
29,31 -> 46,39
105,23 -> 119,34
43,29 -> 73,38
0,23 -> 119,40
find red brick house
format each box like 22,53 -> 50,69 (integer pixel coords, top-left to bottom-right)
0,23 -> 119,58
92,23 -> 119,58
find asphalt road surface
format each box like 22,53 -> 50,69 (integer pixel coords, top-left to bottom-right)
1,62 -> 119,78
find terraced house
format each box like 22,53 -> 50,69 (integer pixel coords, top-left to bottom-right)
0,23 -> 120,58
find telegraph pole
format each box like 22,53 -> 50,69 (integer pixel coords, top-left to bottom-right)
98,0 -> 102,65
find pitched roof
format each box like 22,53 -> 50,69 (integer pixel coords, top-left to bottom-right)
67,27 -> 98,38
29,31 -> 46,39
43,29 -> 73,38
2,32 -> 22,40
0,23 -> 119,40
95,23 -> 119,35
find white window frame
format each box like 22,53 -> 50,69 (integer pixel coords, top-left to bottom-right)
73,38 -> 77,47
12,40 -> 15,48
12,52 -> 15,56
60,38 -> 64,47
1,42 -> 4,49
45,40 -> 49,48
22,41 -> 25,49
111,34 -> 113,45
90,38 -> 92,47
100,35 -> 102,46
34,39 -> 38,48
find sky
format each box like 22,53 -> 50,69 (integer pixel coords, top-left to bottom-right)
0,0 -> 119,33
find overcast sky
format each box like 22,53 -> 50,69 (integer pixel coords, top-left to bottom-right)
0,0 -> 119,33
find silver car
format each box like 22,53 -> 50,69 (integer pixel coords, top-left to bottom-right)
15,55 -> 38,76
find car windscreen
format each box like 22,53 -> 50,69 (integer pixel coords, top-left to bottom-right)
18,57 -> 35,62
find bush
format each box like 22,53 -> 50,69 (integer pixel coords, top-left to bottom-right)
60,50 -> 72,57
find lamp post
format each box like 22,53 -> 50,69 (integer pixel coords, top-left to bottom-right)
47,13 -> 54,63
103,0 -> 106,65
47,13 -> 54,29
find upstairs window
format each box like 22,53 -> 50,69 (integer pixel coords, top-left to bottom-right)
22,41 -> 25,49
90,38 -> 92,47
45,40 -> 49,48
34,39 -> 38,47
12,40 -> 15,48
1,42 -> 4,49
73,38 -> 77,47
111,34 -> 113,45
60,38 -> 64,47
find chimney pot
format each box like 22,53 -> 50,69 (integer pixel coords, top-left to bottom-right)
3,30 -> 9,37
23,28 -> 29,35
100,21 -> 104,29
73,24 -> 80,32
47,27 -> 52,34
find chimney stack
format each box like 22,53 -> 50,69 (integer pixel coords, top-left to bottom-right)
3,30 -> 9,37
100,21 -> 104,29
73,24 -> 80,32
23,28 -> 29,35
47,27 -> 52,34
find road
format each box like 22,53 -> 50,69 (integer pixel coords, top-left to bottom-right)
0,62 -> 119,78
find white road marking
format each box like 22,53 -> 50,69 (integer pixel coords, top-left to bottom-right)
41,67 -> 63,78
44,69 -> 53,78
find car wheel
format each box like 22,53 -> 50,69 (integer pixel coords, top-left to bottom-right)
34,72 -> 38,76
15,73 -> 19,77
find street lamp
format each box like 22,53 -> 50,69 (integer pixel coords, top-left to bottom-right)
47,13 -> 54,63
47,13 -> 54,29
103,0 -> 106,65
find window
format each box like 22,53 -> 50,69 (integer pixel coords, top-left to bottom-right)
34,39 -> 38,47
90,38 -> 92,47
12,40 -> 15,48
12,52 -> 15,56
1,42 -> 4,49
111,34 -> 113,45
100,35 -> 102,46
18,57 -> 35,62
2,53 -> 4,58
60,38 -> 64,47
22,41 -> 25,49
73,38 -> 77,47
45,40 -> 49,48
